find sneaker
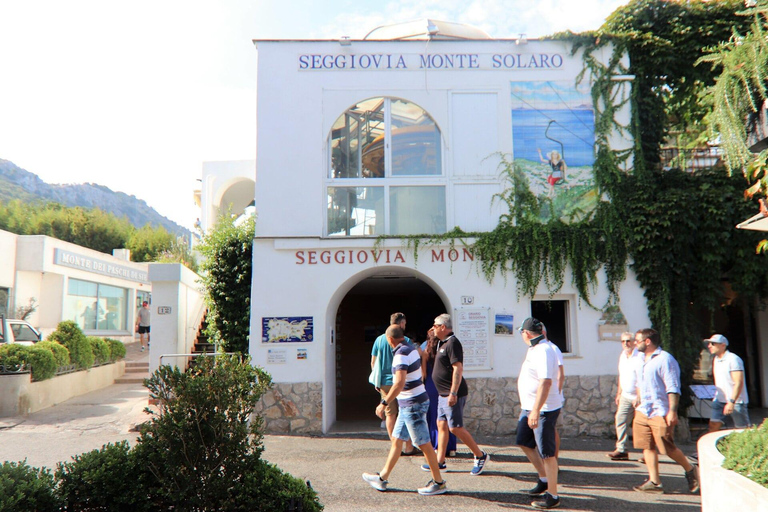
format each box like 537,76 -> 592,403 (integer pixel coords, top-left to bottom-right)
685,466 -> 700,493
607,450 -> 628,460
633,479 -> 663,494
362,472 -> 388,491
421,461 -> 447,472
531,492 -> 561,509
470,451 -> 489,475
141,346 -> 146,352
527,479 -> 548,496
417,479 -> 447,496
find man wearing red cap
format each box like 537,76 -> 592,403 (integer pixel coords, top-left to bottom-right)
705,334 -> 751,431
135,301 -> 151,352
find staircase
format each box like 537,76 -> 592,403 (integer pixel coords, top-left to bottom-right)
115,360 -> 149,384
192,312 -> 216,356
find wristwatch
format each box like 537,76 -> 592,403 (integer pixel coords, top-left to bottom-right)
727,398 -> 735,404
380,399 -> 388,406
450,391 -> 458,396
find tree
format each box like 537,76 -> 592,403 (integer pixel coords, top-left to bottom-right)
197,216 -> 255,353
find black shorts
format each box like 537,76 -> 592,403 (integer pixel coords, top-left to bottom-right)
138,326 -> 150,334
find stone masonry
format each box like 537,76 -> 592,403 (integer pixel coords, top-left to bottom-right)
254,381 -> 323,434
256,375 -> 622,438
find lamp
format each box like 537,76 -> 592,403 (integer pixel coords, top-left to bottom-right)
516,33 -> 528,45
339,36 -> 351,46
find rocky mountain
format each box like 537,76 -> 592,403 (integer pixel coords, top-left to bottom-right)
0,158 -> 190,237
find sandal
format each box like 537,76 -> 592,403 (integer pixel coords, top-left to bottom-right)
402,448 -> 422,456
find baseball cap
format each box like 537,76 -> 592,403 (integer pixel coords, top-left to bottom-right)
519,317 -> 543,334
142,301 -> 148,306
705,334 -> 729,346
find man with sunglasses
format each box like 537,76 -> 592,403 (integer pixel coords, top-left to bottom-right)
607,332 -> 642,461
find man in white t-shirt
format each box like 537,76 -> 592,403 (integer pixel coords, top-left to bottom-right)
516,317 -> 564,510
607,331 -> 642,461
705,334 -> 750,431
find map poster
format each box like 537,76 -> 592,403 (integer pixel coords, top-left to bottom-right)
454,307 -> 491,370
495,314 -> 515,336
262,316 -> 314,343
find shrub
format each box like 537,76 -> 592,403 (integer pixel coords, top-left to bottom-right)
134,354 -> 291,510
36,340 -> 70,367
87,337 -> 110,365
105,338 -> 126,361
0,460 -> 61,512
0,343 -> 29,372
719,419 -> 768,488
235,459 -> 323,512
56,441 -> 151,512
25,346 -> 56,381
47,321 -> 94,369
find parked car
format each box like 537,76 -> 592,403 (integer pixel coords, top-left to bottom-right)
0,316 -> 42,346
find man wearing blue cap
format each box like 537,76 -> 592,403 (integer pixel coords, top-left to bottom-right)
705,334 -> 751,431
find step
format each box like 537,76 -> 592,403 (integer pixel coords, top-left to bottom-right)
115,374 -> 148,384
126,361 -> 149,368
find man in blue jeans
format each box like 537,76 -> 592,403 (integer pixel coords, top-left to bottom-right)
363,324 -> 447,496
705,334 -> 751,431
517,317 -> 563,509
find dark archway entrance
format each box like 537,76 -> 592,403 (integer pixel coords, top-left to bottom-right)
334,275 -> 446,423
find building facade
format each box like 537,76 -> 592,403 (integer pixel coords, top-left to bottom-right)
0,229 -> 150,341
245,23 -> 655,436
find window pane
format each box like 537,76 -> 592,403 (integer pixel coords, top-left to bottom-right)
327,187 -> 384,236
390,99 -> 441,176
330,98 -> 385,179
390,186 -> 446,235
98,284 -> 127,331
65,279 -> 99,330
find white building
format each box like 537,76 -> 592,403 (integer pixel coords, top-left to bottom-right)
231,21 -> 658,436
0,229 -> 150,341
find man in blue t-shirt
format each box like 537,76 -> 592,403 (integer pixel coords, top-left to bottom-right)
370,312 -> 419,454
363,324 -> 447,496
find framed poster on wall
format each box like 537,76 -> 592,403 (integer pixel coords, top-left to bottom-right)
454,307 -> 492,370
262,316 -> 313,343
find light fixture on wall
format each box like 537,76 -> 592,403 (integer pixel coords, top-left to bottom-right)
339,36 -> 351,46
516,33 -> 528,45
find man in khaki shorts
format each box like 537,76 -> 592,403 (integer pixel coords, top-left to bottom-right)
632,328 -> 699,494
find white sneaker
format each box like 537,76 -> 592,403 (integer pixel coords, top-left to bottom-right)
362,472 -> 388,491
141,346 -> 146,352
417,479 -> 447,495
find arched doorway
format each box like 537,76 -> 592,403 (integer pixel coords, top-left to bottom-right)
333,272 -> 447,427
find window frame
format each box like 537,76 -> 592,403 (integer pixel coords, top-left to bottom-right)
325,97 -> 446,237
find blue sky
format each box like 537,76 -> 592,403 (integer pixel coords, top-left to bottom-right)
0,0 -> 627,229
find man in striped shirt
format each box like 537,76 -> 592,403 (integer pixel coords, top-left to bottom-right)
363,324 -> 448,496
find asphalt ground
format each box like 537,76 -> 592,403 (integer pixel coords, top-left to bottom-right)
0,342 -> 709,510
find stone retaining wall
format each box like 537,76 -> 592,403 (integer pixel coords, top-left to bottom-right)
257,375 -> 621,438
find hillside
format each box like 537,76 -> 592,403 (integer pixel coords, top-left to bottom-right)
0,158 -> 190,237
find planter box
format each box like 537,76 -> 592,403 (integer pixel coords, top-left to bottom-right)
0,361 -> 125,417
698,429 -> 768,511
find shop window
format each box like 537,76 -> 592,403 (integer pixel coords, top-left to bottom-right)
64,279 -> 128,332
327,97 -> 444,236
530,299 -> 571,353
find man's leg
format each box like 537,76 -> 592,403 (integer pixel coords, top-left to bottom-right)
644,448 -> 660,484
448,426 -> 483,458
520,445 -> 547,478
665,445 -> 694,472
708,420 -> 724,433
614,397 -> 633,453
436,420 -> 450,464
379,438 -> 404,481
419,442 -> 444,483
542,456 -> 558,496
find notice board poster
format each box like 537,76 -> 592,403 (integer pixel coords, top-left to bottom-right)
454,308 -> 491,370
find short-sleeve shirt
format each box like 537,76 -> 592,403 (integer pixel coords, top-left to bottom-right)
713,351 -> 748,404
518,338 -> 563,411
636,347 -> 681,418
371,333 -> 412,386
618,349 -> 642,401
392,343 -> 428,407
432,333 -> 469,397
137,308 -> 151,327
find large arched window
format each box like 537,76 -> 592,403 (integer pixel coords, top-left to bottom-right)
327,97 -> 445,236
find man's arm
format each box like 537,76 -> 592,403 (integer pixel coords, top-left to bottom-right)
376,369 -> 406,419
447,361 -> 463,406
665,392 -> 680,428
371,355 -> 377,371
725,370 -> 745,415
528,378 -> 553,428
558,365 -> 565,393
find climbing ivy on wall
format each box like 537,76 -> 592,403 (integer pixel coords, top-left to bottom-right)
384,0 -> 768,408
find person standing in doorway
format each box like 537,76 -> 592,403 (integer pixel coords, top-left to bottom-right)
135,301 -> 151,352
517,317 -> 563,509
362,324 -> 447,495
705,334 -> 751,431
607,332 -> 642,461
371,312 -> 418,455
632,328 -> 699,495
431,314 -> 489,476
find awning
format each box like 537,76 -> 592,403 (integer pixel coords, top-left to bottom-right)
736,212 -> 768,231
